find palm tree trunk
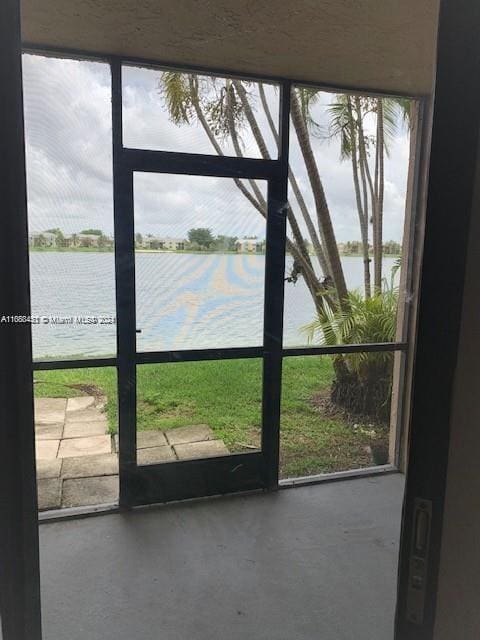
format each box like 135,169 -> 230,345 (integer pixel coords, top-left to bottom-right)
375,99 -> 385,292
190,77 -> 331,319
358,151 -> 372,295
233,80 -> 271,158
189,77 -> 267,217
355,96 -> 382,291
290,89 -> 348,307
347,98 -> 371,298
356,97 -> 383,293
287,240 -> 331,314
258,83 -> 329,276
232,80 -> 319,288
225,82 -> 267,210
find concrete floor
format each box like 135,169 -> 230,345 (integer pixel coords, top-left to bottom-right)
39,474 -> 404,640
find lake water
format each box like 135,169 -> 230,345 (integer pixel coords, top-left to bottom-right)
29,252 -> 398,360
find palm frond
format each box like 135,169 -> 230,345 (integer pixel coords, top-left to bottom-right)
393,97 -> 412,128
159,71 -> 196,125
302,266 -> 399,376
326,96 -> 355,159
295,87 -> 327,138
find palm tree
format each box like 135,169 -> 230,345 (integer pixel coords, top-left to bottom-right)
326,95 -> 408,295
158,74 -> 410,417
160,73 -> 408,306
159,74 -> 353,310
303,266 -> 400,420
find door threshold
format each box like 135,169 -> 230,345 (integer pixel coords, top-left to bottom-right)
38,501 -> 120,524
38,465 -> 400,524
279,464 -> 399,489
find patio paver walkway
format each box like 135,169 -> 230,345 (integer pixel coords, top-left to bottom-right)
35,396 -> 229,511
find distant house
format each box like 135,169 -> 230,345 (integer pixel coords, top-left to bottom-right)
28,231 -> 57,248
60,233 -> 113,248
77,233 -> 100,247
141,236 -> 185,250
60,234 -> 75,248
162,237 -> 186,251
142,236 -> 163,249
235,238 -> 265,253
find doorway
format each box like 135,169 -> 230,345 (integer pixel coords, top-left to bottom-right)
26,56 -> 417,512
113,63 -> 290,505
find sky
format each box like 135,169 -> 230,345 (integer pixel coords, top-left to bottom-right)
22,54 -> 411,243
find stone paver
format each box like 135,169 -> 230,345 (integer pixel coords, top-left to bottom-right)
114,430 -> 169,452
65,407 -> 106,423
62,475 -> 119,508
37,478 -> 62,511
34,397 -> 67,425
174,440 -> 229,460
36,439 -> 60,460
137,430 -> 169,449
58,434 -> 112,458
137,446 -> 176,465
66,396 -> 95,413
63,420 -> 107,439
37,458 -> 62,480
33,396 -> 234,510
165,425 -> 214,446
35,423 -> 63,440
62,453 -> 118,479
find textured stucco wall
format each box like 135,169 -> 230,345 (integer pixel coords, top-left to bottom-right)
21,0 -> 438,95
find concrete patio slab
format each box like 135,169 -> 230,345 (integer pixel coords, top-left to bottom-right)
137,446 -> 176,465
62,475 -> 119,508
62,454 -> 119,479
165,424 -> 214,445
137,430 -> 169,449
63,420 -> 107,439
65,407 -> 107,423
36,439 -> 60,460
39,475 -> 405,640
66,396 -> 95,413
37,459 -> 62,480
58,434 -> 112,458
35,423 -> 63,440
37,478 -> 61,511
174,440 -> 229,460
34,397 -> 67,425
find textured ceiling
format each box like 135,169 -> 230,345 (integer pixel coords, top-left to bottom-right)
21,0 -> 439,96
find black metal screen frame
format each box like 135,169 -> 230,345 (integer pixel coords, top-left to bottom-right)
109,61 -> 294,505
28,51 -> 412,507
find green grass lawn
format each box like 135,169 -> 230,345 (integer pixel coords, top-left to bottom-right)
34,356 -> 388,478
